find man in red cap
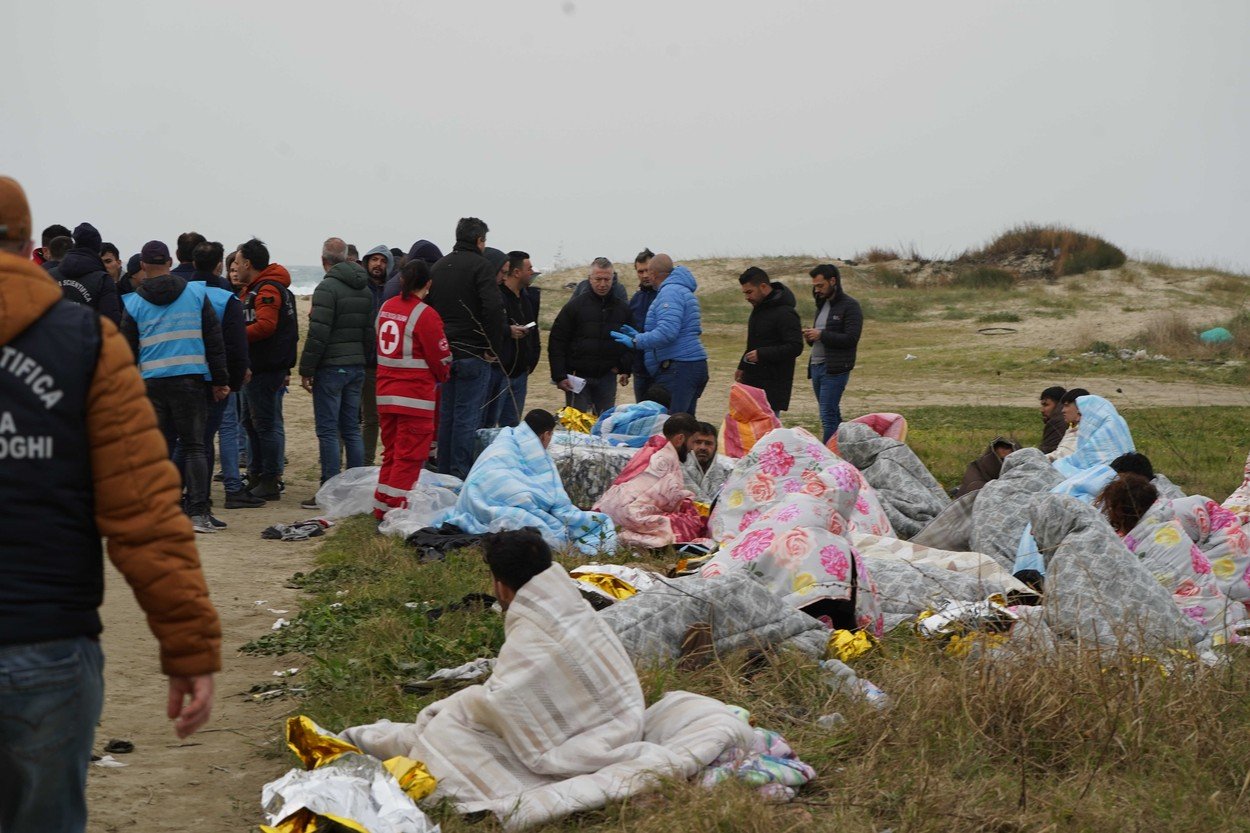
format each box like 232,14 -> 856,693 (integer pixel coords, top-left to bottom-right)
0,176 -> 221,833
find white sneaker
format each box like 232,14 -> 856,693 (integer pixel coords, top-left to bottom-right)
191,515 -> 218,534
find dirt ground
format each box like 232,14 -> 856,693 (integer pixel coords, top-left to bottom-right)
83,265 -> 1250,829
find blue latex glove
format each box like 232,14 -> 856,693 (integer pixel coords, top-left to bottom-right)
610,331 -> 635,348
618,324 -> 640,338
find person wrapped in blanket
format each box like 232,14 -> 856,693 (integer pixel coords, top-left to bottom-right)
434,410 -> 616,555
590,385 -> 671,448
342,530 -> 757,830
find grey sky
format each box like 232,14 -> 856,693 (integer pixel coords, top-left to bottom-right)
7,1 -> 1249,270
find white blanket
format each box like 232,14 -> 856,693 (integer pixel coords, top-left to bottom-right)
342,564 -> 751,830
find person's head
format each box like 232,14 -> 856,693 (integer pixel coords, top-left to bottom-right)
72,222 -> 103,255
226,250 -> 242,287
1096,473 -> 1158,535
689,421 -> 718,467
125,253 -> 143,282
100,242 -> 121,278
346,243 -> 359,263
235,238 -> 270,283
483,247 -> 508,283
0,177 -> 34,257
399,259 -> 432,300
648,253 -> 674,286
192,241 -> 225,275
587,256 -> 615,296
634,248 -> 655,287
483,529 -> 553,611
1060,388 -> 1090,425
642,384 -> 671,409
523,409 -> 557,448
364,248 -> 391,282
391,247 -> 407,270
408,239 -> 443,267
39,223 -> 71,259
455,217 -> 489,251
321,237 -> 348,270
175,231 -> 206,264
992,437 -> 1020,460
47,235 -> 73,262
663,412 -> 700,462
1040,386 -> 1066,419
507,250 -> 535,287
139,240 -> 172,279
810,264 -> 841,301
739,266 -> 773,305
1110,452 -> 1154,481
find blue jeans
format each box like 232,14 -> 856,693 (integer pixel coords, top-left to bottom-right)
0,637 -> 104,833
438,357 -> 493,479
812,367 -> 851,443
244,370 -> 285,479
313,365 -> 366,483
277,384 -> 287,477
486,368 -> 528,428
632,367 -> 656,403
652,359 -> 709,417
218,392 -> 244,492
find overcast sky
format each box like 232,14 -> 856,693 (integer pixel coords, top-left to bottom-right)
7,1 -> 1248,271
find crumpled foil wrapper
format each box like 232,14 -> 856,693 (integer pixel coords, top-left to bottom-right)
916,595 -> 1019,640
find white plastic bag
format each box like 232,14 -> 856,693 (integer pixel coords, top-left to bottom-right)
378,484 -> 460,538
314,467 -> 381,519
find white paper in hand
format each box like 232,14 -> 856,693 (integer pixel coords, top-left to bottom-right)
566,374 -> 587,394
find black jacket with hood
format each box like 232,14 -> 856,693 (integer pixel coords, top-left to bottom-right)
120,274 -> 228,386
738,281 -> 804,412
813,274 -> 863,376
498,283 -> 541,378
425,242 -> 506,361
548,288 -> 634,382
52,248 -> 121,325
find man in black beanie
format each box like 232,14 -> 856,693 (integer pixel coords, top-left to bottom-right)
1038,385 -> 1067,455
48,222 -> 121,324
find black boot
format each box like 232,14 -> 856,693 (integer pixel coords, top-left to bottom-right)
249,476 -> 282,501
225,489 -> 267,508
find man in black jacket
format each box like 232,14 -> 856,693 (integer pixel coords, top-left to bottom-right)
548,258 -> 634,415
734,267 -> 803,414
173,231 -> 227,292
426,217 -> 506,479
803,263 -> 863,442
49,222 -> 122,325
487,251 -> 541,427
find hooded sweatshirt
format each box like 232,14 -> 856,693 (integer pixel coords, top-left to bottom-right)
121,274 -> 229,387
299,260 -> 375,376
382,240 -> 443,302
0,252 -> 220,675
51,222 -> 121,324
632,265 -> 708,374
738,281 -> 804,412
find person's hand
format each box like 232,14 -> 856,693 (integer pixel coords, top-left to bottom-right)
483,351 -> 497,363
618,324 -> 640,338
610,331 -> 634,348
803,328 -> 820,344
734,369 -> 743,382
618,373 -> 631,387
744,350 -> 759,363
167,674 -> 214,739
300,376 -> 314,392
212,385 -> 230,402
243,369 -> 252,385
557,379 -> 574,392
509,325 -> 527,340
283,375 -> 291,388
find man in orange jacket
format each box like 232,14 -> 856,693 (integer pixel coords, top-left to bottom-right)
0,176 -> 221,833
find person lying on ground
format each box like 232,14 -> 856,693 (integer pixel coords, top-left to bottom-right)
955,436 -> 1021,498
594,412 -> 706,548
341,529 -> 752,830
1046,387 -> 1088,463
1038,385 -> 1068,454
591,384 -> 672,448
682,421 -> 733,503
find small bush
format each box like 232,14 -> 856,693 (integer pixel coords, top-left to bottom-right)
941,307 -> 972,320
1205,274 -> 1246,294
977,311 -> 1022,323
873,266 -> 913,288
967,223 -> 1127,276
951,267 -> 1016,290
857,246 -> 900,263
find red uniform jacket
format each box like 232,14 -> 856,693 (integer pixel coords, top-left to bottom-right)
375,294 -> 451,420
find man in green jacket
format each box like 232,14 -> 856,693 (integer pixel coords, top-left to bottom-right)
299,237 -> 375,508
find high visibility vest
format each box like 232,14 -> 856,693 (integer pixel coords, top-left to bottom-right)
123,281 -> 209,379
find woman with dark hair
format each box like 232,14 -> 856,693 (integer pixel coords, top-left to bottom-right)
1095,473 -> 1158,536
372,260 -> 451,519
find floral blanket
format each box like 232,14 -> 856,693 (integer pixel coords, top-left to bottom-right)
1172,495 -> 1250,603
594,436 -> 705,548
834,421 -> 950,539
1221,450 -> 1250,524
708,427 -> 894,544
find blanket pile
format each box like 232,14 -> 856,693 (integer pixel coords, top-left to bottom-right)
594,435 -> 705,548
591,400 -> 669,448
343,564 -> 753,830
835,421 -> 950,538
436,424 -> 615,554
970,449 -> 1063,571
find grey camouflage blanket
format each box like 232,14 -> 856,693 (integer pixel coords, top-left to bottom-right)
835,422 -> 950,539
1030,494 -> 1203,651
912,491 -> 979,551
970,449 -> 1063,570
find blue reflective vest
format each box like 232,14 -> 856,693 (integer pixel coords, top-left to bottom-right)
123,281 -> 210,379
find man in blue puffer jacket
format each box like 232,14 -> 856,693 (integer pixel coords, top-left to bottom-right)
611,253 -> 708,416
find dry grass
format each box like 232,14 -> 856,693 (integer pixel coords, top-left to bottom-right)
965,223 -> 1127,276
856,247 -> 901,263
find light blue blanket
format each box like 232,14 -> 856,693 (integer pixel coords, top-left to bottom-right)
591,401 -> 669,448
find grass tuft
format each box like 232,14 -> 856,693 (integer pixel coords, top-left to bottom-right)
856,247 -> 900,263
965,223 -> 1127,276
951,266 -> 1017,290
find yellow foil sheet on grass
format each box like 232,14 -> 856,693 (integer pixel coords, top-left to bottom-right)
557,406 -> 595,433
827,629 -> 874,662
383,756 -> 438,802
286,715 -> 361,769
573,572 -> 639,600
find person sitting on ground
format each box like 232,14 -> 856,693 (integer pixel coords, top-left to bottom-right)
1038,386 -> 1068,454
591,384 -> 672,448
341,529 -> 750,829
1046,387 -> 1087,463
955,436 -> 1021,498
594,412 -> 706,548
435,409 -> 615,553
681,421 -> 732,503
1052,391 -> 1134,478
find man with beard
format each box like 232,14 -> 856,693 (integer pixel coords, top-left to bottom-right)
626,248 -> 656,399
48,222 -> 121,324
735,266 -> 803,415
488,251 -> 541,427
803,264 -> 862,442
681,421 -> 732,503
359,244 -> 395,464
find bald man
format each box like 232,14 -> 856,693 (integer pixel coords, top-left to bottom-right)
610,253 -> 709,416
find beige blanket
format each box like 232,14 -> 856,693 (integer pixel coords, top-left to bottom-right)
342,563 -> 751,830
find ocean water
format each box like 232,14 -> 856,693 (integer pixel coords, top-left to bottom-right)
286,264 -> 324,296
